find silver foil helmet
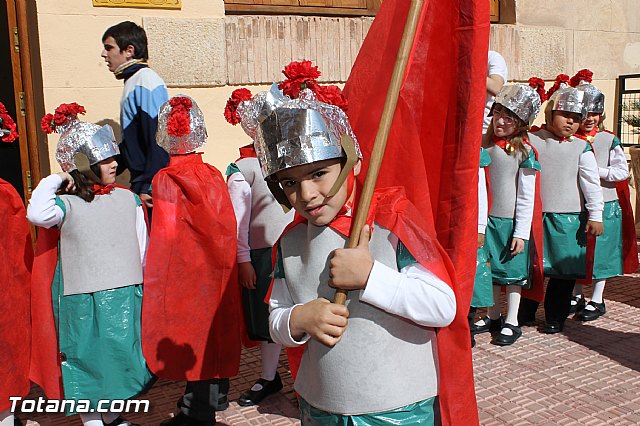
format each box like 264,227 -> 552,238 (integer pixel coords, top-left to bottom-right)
577,83 -> 605,115
156,95 -> 207,155
55,118 -> 119,173
493,84 -> 542,127
238,84 -> 361,179
549,86 -> 587,121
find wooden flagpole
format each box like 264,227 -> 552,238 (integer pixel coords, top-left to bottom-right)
334,0 -> 425,305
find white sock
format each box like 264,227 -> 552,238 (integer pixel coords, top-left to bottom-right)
260,341 -> 282,381
0,410 -> 14,426
80,412 -> 104,426
501,286 -> 522,335
486,285 -> 502,320
590,279 -> 606,304
573,284 -> 584,298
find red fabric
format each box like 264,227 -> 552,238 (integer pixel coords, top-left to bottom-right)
521,140 -> 544,302
236,144 -> 258,162
342,0 -> 488,423
143,153 -> 242,381
617,181 -> 639,274
29,227 -> 64,399
91,183 -> 116,195
0,180 -> 33,410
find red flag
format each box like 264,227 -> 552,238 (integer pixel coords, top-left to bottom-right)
344,0 -> 488,424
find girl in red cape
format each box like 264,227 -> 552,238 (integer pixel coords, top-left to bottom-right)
144,96 -> 241,426
0,104 -> 32,426
569,71 -> 638,321
29,103 -> 151,426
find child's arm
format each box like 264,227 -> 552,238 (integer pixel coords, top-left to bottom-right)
269,278 -> 349,347
578,150 -> 604,235
330,226 -> 456,328
135,202 -> 149,268
227,171 -> 256,288
600,145 -> 629,183
478,166 -> 488,248
512,168 -> 536,254
26,173 -> 69,228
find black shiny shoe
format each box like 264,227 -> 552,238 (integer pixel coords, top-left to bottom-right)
159,413 -> 215,426
493,323 -> 522,346
543,321 -> 564,334
102,416 -> 140,426
576,301 -> 606,322
237,373 -> 283,407
569,295 -> 586,314
473,316 -> 501,334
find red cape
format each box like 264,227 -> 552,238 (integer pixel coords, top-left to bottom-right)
343,0 -> 488,423
30,227 -> 64,399
0,180 -> 33,410
143,154 -> 242,381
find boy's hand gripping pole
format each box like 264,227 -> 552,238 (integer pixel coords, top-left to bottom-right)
333,0 -> 424,305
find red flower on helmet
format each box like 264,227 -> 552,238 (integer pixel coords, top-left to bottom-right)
569,69 -> 593,87
312,84 -> 349,112
224,88 -> 253,125
546,74 -> 570,99
528,77 -> 547,102
40,102 -> 86,134
0,102 -> 19,143
279,60 -> 321,98
167,97 -> 193,137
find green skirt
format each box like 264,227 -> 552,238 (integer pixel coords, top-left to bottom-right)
485,216 -> 531,287
593,200 -> 623,279
471,245 -> 494,308
241,247 -> 274,341
52,258 -> 152,414
299,396 -> 436,425
542,212 -> 588,279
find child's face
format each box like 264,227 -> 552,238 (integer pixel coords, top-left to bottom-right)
276,158 -> 361,226
580,112 -> 601,133
551,110 -> 581,138
492,105 -> 519,139
98,157 -> 118,185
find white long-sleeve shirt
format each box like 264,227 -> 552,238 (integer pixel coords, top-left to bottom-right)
578,151 -> 605,222
600,145 -> 630,182
269,235 -> 457,347
512,168 -> 536,239
478,167 -> 488,234
227,172 -> 252,263
27,174 -> 149,264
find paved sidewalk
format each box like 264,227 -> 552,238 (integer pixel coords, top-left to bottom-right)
17,271 -> 640,425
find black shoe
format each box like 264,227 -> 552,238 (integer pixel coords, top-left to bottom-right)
543,321 -> 564,334
102,416 -> 140,426
569,295 -> 586,314
492,323 -> 522,346
576,301 -> 606,322
237,373 -> 283,407
159,413 -> 215,426
473,316 -> 501,334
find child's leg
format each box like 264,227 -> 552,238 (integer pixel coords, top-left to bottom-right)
261,341 -> 282,381
0,411 -> 14,426
589,279 -> 606,305
570,283 -> 585,313
573,284 -> 583,298
486,285 -> 502,320
504,285 -> 522,328
80,413 -> 104,426
543,278 -> 575,331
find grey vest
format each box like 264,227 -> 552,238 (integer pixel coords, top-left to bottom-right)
486,144 -> 530,219
592,132 -> 619,203
528,129 -> 589,213
280,224 -> 438,415
59,188 -> 143,295
236,157 -> 293,249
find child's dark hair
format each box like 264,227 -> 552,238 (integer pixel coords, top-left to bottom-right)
62,165 -> 103,203
483,104 -> 530,158
102,21 -> 149,61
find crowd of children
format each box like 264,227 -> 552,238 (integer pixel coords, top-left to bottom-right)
1,59 -> 637,426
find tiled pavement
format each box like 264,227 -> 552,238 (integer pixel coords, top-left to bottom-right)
16,269 -> 640,425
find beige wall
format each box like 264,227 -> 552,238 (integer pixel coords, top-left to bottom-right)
35,0 -> 640,175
